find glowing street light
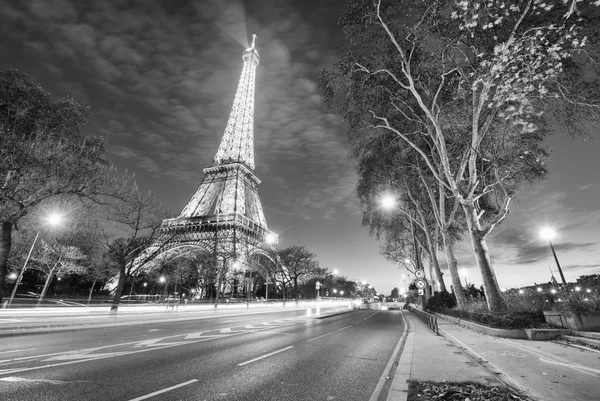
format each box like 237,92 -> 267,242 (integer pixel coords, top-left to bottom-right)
380,194 -> 396,210
266,233 -> 277,245
540,227 -> 567,287
6,213 -> 64,308
159,276 -> 166,283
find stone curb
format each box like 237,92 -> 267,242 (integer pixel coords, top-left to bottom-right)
386,310 -> 411,401
433,312 -> 526,339
433,311 -> 577,341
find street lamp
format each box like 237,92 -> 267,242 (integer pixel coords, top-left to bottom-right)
380,194 -> 396,210
540,227 -> 567,287
6,212 -> 63,308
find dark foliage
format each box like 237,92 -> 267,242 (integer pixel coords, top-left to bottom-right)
427,291 -> 457,309
408,380 -> 532,401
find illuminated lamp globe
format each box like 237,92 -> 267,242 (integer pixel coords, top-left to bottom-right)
159,276 -> 166,283
266,233 -> 277,244
380,194 -> 396,210
47,213 -> 63,226
540,227 -> 556,241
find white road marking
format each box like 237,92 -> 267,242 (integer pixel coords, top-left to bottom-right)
238,346 -> 294,366
497,338 -> 571,362
44,352 -> 127,361
337,325 -> 352,331
128,379 -> 199,401
0,319 -> 23,322
0,348 -> 39,355
306,332 -> 332,342
0,376 -> 70,384
539,357 -> 600,376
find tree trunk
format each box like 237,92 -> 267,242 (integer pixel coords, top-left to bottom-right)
415,203 -> 446,292
214,259 -> 226,308
294,277 -> 299,303
0,221 -> 14,305
441,229 -> 468,308
462,203 -> 506,312
110,263 -> 127,314
36,268 -> 55,307
87,278 -> 97,305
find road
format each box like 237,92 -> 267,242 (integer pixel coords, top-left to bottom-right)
0,308 -> 405,401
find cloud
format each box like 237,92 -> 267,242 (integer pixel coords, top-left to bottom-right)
580,183 -> 592,190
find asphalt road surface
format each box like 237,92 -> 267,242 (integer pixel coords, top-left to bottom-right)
0,309 -> 405,401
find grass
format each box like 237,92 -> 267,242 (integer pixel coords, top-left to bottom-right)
407,380 -> 533,401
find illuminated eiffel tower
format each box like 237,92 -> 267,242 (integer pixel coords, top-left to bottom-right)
142,35 -> 277,267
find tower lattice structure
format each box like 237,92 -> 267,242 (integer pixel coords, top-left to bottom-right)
142,36 -> 277,267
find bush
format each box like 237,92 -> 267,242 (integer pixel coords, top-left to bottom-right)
426,291 -> 457,309
551,290 -> 600,312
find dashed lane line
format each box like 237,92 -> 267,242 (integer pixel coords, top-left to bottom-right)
306,332 -> 332,342
237,346 -> 294,366
128,379 -> 199,401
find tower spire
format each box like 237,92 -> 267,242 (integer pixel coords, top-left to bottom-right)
213,34 -> 260,170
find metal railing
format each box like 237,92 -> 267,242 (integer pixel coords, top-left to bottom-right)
409,305 -> 439,335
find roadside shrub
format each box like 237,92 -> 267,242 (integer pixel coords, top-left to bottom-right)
551,290 -> 600,312
426,291 -> 457,309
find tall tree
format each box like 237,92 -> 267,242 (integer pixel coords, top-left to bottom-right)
279,246 -> 320,303
103,188 -> 169,313
0,69 -> 128,303
29,240 -> 86,305
320,0 -> 599,312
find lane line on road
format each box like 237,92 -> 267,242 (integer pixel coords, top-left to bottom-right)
0,348 -> 39,355
238,346 -> 294,366
306,332 -> 332,342
128,379 -> 199,401
538,357 -> 600,376
337,325 -> 352,331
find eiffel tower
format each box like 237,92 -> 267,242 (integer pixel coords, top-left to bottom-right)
141,35 -> 277,268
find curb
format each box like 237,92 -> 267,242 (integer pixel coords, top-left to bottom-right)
433,312 -> 525,339
386,310 -> 412,401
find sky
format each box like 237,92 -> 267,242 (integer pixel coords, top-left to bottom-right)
2,0 -> 599,295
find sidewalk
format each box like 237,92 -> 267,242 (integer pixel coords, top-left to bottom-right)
388,311 -> 600,401
387,311 -> 507,401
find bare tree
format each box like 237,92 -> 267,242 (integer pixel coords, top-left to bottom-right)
279,246 -> 320,303
103,188 -> 170,313
29,240 -> 86,306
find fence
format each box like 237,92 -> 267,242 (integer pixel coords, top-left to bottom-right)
409,305 -> 439,335
427,306 -> 545,329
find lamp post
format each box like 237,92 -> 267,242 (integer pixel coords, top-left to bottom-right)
159,275 -> 166,302
266,233 -> 279,304
540,227 -> 567,287
6,213 -> 63,309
